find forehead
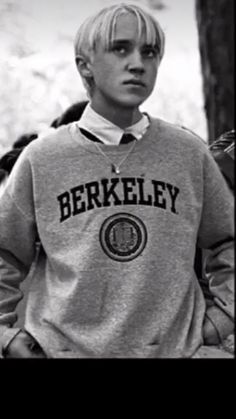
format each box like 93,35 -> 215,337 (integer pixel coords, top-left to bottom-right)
102,10 -> 159,49
113,13 -> 148,41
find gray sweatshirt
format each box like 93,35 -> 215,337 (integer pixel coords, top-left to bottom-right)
0,117 -> 234,358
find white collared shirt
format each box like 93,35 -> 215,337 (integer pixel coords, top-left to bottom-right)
78,103 -> 150,145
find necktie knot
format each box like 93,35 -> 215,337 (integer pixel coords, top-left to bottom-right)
120,133 -> 136,144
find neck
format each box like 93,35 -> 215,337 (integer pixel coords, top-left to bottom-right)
90,98 -> 142,129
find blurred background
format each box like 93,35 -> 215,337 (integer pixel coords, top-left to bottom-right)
0,0 -> 208,156
0,0 -> 234,156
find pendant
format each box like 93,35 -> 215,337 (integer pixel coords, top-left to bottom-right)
111,164 -> 120,174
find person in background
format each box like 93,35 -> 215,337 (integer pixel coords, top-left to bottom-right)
209,129 -> 234,193
50,101 -> 88,129
0,133 -> 38,183
196,129 -> 235,310
0,3 -> 234,358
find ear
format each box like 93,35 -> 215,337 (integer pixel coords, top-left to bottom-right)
75,55 -> 93,79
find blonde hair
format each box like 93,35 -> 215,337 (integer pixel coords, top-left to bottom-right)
74,3 -> 165,96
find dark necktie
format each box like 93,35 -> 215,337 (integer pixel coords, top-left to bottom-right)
79,128 -> 136,145
120,133 -> 136,144
79,127 -> 103,143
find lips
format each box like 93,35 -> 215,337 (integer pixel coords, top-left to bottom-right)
123,79 -> 145,87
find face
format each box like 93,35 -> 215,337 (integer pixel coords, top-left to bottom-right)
88,13 -> 160,118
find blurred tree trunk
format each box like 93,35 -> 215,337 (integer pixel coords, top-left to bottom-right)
195,0 -> 234,143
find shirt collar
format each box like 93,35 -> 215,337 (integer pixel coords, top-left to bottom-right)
78,103 -> 150,145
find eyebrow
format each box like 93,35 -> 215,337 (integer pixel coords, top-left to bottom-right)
110,40 -> 132,46
110,39 -> 159,48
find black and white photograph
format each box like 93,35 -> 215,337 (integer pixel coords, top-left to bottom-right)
0,0 -> 234,359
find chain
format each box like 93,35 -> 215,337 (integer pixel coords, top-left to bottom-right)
93,140 -> 137,174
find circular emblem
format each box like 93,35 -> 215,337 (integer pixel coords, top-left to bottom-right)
100,213 -> 147,262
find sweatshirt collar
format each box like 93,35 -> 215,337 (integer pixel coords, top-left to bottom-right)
78,103 -> 150,145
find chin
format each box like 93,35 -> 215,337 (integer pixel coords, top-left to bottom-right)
117,95 -> 147,108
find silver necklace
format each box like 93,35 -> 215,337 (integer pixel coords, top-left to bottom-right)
93,140 -> 137,174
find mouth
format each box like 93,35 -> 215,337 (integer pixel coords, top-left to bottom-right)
123,79 -> 146,87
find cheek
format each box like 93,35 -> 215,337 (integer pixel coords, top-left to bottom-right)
149,61 -> 159,76
93,62 -> 119,86
147,64 -> 159,85
92,54 -> 121,79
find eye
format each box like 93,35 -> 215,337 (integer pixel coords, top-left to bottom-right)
142,46 -> 159,59
112,45 -> 128,56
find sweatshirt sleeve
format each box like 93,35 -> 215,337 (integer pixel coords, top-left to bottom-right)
0,147 -> 38,355
197,149 -> 234,340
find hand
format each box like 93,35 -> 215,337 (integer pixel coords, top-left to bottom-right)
202,305 -> 234,346
4,330 -> 47,358
202,316 -> 221,345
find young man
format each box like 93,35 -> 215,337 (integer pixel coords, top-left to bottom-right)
0,4 -> 234,358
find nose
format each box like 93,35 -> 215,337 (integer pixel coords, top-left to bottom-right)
127,50 -> 145,74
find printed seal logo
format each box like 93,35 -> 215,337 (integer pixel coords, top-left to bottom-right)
100,213 -> 147,261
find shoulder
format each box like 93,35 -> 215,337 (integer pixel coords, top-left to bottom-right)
33,126 -> 70,148
149,117 -> 208,154
22,125 -> 74,160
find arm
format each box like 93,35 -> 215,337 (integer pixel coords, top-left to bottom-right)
0,257 -> 24,355
197,150 -> 234,344
0,149 -> 41,356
